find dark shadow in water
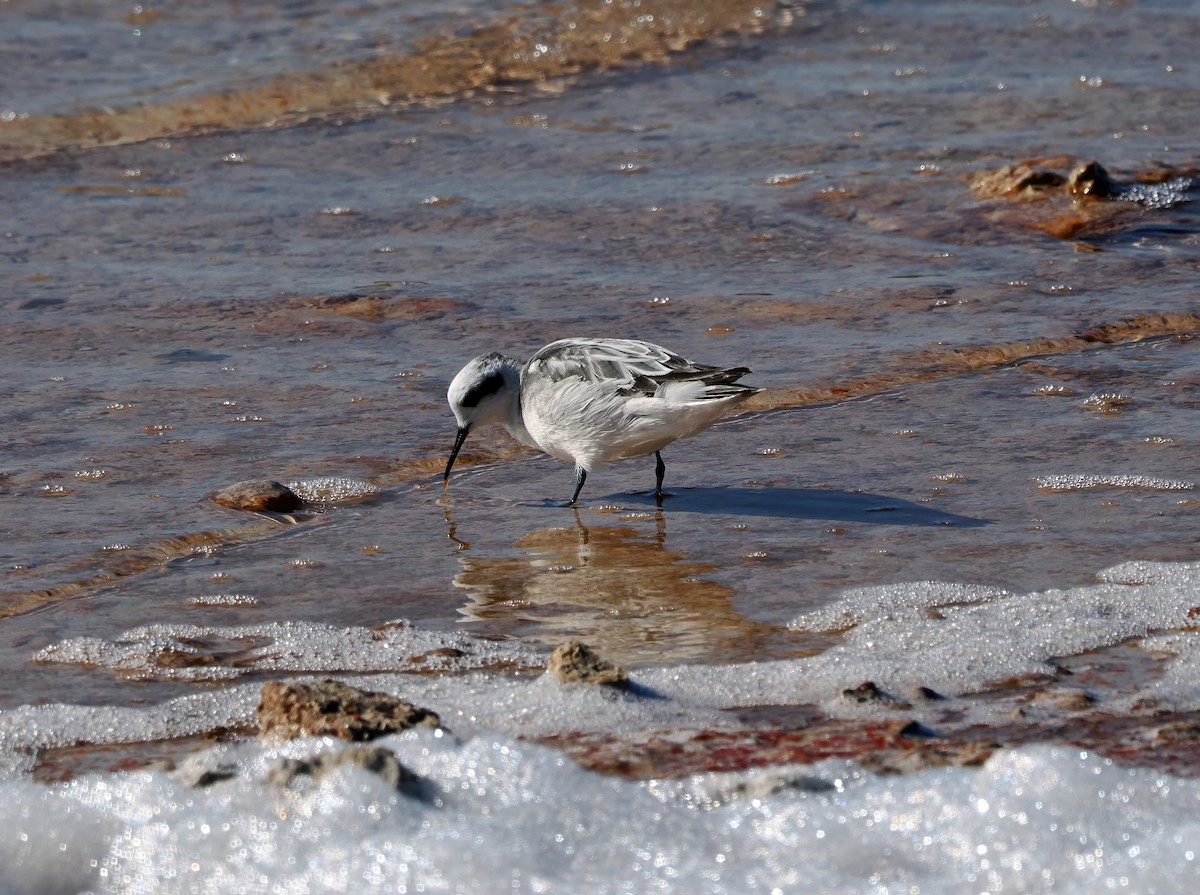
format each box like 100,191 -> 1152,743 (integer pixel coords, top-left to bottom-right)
153,348 -> 232,363
596,487 -> 991,528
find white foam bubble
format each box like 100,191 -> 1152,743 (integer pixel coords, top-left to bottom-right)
0,687 -> 261,757
1118,176 -> 1194,209
8,561 -> 1200,891
789,580 -> 1006,632
186,593 -> 259,607
772,560 -> 1200,708
33,619 -> 540,682
1,735 -> 1199,895
1033,473 -> 1195,492
288,477 -> 382,503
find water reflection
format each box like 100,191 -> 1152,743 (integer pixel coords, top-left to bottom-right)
443,502 -> 780,665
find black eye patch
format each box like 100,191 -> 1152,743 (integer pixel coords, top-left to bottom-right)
459,371 -> 505,407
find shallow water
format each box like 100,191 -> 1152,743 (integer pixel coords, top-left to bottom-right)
3,0 -> 1198,692
1,0 -> 1199,887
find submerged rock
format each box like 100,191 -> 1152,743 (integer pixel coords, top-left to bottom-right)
970,159 -> 1125,201
1067,160 -> 1120,198
257,679 -> 440,742
263,746 -> 430,798
212,480 -> 304,513
183,744 -> 433,800
970,163 -> 1066,199
547,640 -> 629,688
969,157 -> 1196,239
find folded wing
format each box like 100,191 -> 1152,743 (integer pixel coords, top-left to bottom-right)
527,338 -> 753,399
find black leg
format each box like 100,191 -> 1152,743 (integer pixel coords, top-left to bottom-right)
569,466 -> 587,505
654,451 -> 666,504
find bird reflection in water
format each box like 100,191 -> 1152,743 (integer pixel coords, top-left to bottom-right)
440,498 -> 781,666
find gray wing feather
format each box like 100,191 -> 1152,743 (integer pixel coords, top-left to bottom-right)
526,338 -> 753,398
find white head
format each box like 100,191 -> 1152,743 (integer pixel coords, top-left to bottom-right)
443,353 -> 521,486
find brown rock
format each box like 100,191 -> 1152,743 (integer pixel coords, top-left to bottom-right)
257,679 -> 440,742
911,686 -> 947,702
1067,160 -> 1119,198
547,640 -> 628,687
970,164 -> 1065,199
212,479 -> 304,513
858,738 -> 998,775
967,158 -> 1140,239
841,681 -> 912,709
1150,721 -> 1200,745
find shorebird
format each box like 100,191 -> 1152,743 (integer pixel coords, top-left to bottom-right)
443,337 -> 759,504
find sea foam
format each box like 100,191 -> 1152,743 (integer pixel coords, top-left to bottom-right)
2,734 -> 1199,894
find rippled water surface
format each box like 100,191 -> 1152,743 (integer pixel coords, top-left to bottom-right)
2,0 -> 1198,723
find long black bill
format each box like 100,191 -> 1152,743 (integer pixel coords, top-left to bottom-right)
443,426 -> 469,488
